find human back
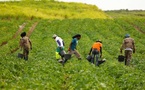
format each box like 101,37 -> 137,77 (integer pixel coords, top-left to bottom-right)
123,37 -> 134,49
120,34 -> 135,66
92,42 -> 102,52
20,36 -> 31,50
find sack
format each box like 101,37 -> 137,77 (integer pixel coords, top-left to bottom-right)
98,60 -> 106,64
64,54 -> 71,60
59,50 -> 66,57
18,53 -> 23,58
118,55 -> 125,62
86,55 -> 92,62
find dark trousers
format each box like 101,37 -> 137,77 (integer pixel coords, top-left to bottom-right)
23,49 -> 29,60
91,49 -> 99,66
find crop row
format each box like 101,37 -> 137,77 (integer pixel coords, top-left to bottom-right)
0,18 -> 145,89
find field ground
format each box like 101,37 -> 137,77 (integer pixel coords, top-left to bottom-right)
0,1 -> 145,90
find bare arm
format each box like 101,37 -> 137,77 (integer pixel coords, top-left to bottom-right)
68,42 -> 72,51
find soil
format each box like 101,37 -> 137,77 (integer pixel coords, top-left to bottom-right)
0,23 -> 26,47
12,23 -> 26,39
133,24 -> 145,34
125,20 -> 145,34
27,22 -> 38,37
0,41 -> 8,47
10,22 -> 38,54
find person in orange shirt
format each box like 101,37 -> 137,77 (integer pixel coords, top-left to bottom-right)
89,40 -> 102,66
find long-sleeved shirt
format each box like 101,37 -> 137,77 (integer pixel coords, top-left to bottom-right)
120,37 -> 135,51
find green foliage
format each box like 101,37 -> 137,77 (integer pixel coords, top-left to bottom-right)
1,18 -> 145,89
105,10 -> 145,19
0,1 -> 108,19
0,1 -> 145,90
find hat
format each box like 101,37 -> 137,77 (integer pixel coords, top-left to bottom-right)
96,39 -> 102,43
96,39 -> 101,42
52,34 -> 57,38
125,34 -> 130,38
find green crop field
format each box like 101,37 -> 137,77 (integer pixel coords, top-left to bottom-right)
0,1 -> 145,90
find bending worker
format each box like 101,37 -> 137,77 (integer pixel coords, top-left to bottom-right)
89,40 -> 102,66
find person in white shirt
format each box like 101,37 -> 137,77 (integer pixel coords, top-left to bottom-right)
53,34 -> 65,62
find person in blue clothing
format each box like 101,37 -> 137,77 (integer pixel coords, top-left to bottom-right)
62,34 -> 81,65
68,34 -> 81,60
62,34 -> 81,64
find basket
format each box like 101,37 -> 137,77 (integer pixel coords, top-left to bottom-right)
18,53 -> 23,58
64,54 -> 71,60
118,55 -> 125,62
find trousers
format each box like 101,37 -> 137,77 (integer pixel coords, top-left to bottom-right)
125,50 -> 132,65
23,48 -> 29,60
91,49 -> 99,66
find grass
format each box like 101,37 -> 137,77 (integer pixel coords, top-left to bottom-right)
0,1 -> 108,19
0,1 -> 145,90
105,10 -> 145,19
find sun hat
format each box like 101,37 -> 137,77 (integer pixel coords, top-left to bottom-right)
52,34 -> 57,38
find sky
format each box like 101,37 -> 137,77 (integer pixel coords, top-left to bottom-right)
58,0 -> 145,10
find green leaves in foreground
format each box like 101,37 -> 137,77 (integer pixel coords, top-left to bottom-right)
0,18 -> 145,89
